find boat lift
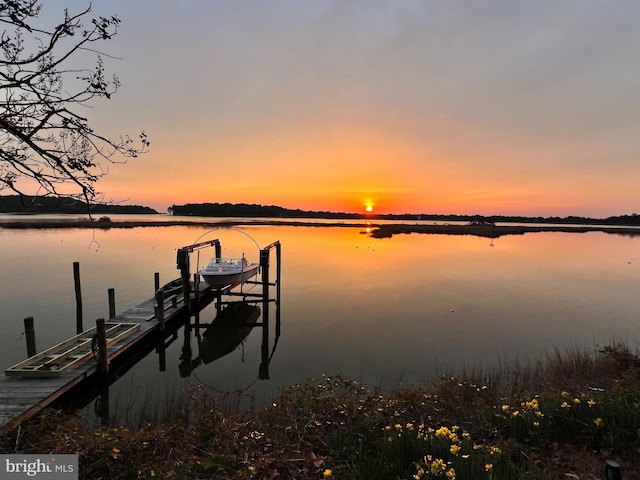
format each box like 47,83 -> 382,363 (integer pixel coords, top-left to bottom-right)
175,237 -> 281,379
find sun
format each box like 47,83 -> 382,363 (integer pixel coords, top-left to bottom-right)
365,204 -> 373,213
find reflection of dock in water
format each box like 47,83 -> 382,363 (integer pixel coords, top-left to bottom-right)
0,237 -> 281,430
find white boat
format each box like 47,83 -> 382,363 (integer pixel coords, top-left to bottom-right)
197,257 -> 259,288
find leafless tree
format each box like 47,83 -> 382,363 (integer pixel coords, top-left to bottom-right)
0,0 -> 149,206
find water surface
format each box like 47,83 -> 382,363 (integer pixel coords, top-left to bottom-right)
1,221 -> 638,417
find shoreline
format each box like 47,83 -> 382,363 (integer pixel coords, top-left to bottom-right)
369,223 -> 640,238
1,218 -> 640,237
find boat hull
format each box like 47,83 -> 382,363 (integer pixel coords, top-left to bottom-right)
197,259 -> 259,288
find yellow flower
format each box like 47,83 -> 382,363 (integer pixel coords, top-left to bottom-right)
435,426 -> 451,438
431,459 -> 446,474
446,467 -> 456,479
594,417 -> 605,427
485,463 -> 493,472
406,423 -> 414,430
533,421 -> 540,428
501,404 -> 510,412
560,401 -> 570,408
587,399 -> 596,407
414,467 -> 425,478
323,469 -> 333,478
512,410 -> 520,417
573,398 -> 581,404
561,391 -> 570,398
450,444 -> 461,455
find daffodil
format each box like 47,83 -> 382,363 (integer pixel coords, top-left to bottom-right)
430,459 -> 446,474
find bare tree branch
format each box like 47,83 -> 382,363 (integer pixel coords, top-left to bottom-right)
0,0 -> 149,209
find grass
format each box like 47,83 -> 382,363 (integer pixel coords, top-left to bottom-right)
2,342 -> 640,479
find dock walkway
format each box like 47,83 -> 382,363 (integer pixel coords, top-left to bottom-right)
0,237 -> 281,431
0,281 -> 213,430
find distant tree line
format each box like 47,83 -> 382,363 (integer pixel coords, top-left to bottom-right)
0,195 -> 156,214
168,203 -> 363,219
169,203 -> 640,226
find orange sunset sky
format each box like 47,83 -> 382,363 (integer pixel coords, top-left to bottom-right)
47,1 -> 640,217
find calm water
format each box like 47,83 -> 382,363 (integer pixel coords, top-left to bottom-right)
1,219 -> 639,418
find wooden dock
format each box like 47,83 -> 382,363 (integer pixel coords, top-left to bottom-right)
0,237 -> 281,431
0,280 -> 215,431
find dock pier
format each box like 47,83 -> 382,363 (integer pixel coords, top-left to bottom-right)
0,238 -> 281,431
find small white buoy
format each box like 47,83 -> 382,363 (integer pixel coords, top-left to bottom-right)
451,308 -> 454,313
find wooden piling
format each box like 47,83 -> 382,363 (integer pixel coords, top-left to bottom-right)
177,248 -> 192,322
259,248 -> 270,379
96,318 -> 109,375
73,262 -> 83,334
23,317 -> 36,358
155,288 -> 165,332
154,272 -> 160,294
275,241 -> 282,337
108,288 -> 116,319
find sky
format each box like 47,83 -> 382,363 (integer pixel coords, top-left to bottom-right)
40,1 -> 640,217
